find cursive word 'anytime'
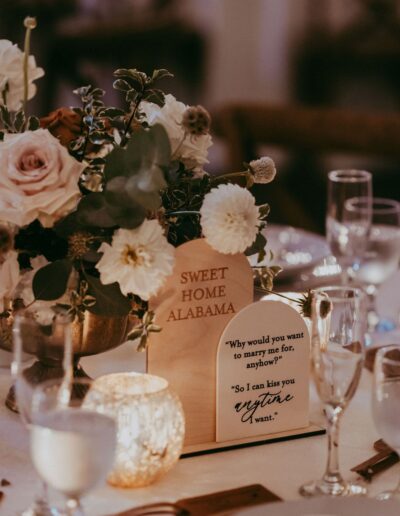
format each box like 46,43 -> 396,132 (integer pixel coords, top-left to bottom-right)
234,390 -> 294,424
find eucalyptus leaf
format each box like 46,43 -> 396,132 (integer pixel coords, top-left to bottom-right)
103,124 -> 170,182
105,201 -> 146,229
32,259 -> 72,301
125,174 -> 163,211
76,193 -> 117,228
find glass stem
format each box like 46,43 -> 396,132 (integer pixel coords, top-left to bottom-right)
393,471 -> 400,494
66,497 -> 84,516
28,481 -> 52,516
366,284 -> 379,332
323,405 -> 344,487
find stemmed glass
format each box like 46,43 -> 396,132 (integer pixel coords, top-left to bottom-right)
348,198 -> 400,331
372,345 -> 400,500
300,286 -> 367,497
326,170 -> 372,284
30,377 -> 117,516
12,308 -> 73,516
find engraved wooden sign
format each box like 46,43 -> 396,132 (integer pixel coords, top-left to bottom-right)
216,300 -> 310,442
147,239 -> 254,447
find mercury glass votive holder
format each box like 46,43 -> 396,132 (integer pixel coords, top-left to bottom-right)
87,372 -> 185,488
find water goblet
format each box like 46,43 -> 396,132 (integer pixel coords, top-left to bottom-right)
30,377 -> 117,516
372,345 -> 400,500
326,170 -> 372,284
12,307 -> 73,516
348,197 -> 400,332
300,286 -> 367,497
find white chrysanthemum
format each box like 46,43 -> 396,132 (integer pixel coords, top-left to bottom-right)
249,156 -> 276,184
0,40 -> 44,111
95,220 -> 175,300
200,184 -> 260,254
140,94 -> 213,170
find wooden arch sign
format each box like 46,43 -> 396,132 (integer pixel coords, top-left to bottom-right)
147,239 -> 254,447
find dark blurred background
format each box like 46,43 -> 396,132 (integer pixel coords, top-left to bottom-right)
1,0 -> 399,233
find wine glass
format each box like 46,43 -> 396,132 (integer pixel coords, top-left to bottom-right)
348,198 -> 400,332
12,307 -> 73,516
372,345 -> 400,500
300,286 -> 367,497
30,377 -> 117,516
326,170 -> 372,284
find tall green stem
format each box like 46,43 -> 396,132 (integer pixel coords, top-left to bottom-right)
22,17 -> 37,114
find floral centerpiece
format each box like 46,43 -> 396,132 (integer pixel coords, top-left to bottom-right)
0,18 -> 278,353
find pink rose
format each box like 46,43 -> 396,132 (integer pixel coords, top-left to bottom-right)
0,129 -> 85,227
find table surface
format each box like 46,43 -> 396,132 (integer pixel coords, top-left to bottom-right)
2,273 -> 400,515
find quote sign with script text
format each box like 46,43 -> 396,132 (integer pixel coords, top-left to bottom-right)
216,300 -> 309,442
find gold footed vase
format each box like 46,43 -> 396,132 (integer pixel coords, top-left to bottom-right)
0,311 -> 131,413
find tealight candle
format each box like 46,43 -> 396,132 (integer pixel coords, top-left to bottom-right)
86,372 -> 185,488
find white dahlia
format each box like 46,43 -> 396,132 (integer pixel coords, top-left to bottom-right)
95,220 -> 175,300
0,39 -> 44,111
200,184 -> 261,254
140,94 -> 212,170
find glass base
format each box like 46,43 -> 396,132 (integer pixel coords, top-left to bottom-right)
376,489 -> 400,501
22,501 -> 61,516
299,478 -> 367,498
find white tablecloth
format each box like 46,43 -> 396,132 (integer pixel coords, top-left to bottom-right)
2,273 -> 400,515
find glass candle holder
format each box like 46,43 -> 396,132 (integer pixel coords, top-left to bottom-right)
86,372 -> 185,488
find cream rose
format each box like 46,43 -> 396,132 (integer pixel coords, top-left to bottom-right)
0,129 -> 85,228
141,94 -> 213,171
0,251 -> 20,312
0,39 -> 44,111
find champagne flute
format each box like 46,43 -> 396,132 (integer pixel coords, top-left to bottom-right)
372,345 -> 400,500
348,198 -> 400,332
326,170 -> 372,284
30,377 -> 117,516
12,307 -> 73,516
300,286 -> 367,497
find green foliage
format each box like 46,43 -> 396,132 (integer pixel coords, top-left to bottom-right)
0,104 -> 39,136
3,59 -> 274,323
113,68 -> 173,146
113,68 -> 173,108
162,171 -> 211,245
245,231 -> 267,263
77,124 -> 171,229
85,274 -> 131,317
127,310 -> 161,352
32,259 -> 72,301
70,85 -> 125,163
15,220 -> 69,264
253,265 -> 282,292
